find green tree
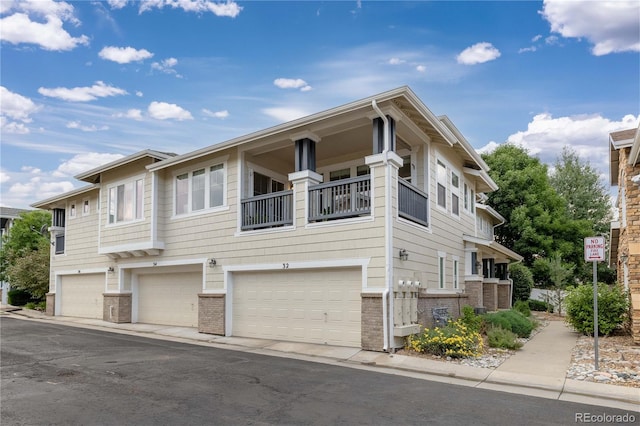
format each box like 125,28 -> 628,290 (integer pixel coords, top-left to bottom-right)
510,262 -> 533,302
0,210 -> 51,300
544,253 -> 574,315
550,146 -> 612,235
482,144 -> 590,268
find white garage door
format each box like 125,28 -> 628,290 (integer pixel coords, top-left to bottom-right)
136,272 -> 201,327
59,273 -> 104,319
232,267 -> 361,347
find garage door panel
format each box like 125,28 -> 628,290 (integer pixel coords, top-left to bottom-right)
137,272 -> 200,327
232,268 -> 361,347
60,274 -> 104,319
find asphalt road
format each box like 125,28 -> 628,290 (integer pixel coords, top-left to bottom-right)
1,317 -> 634,425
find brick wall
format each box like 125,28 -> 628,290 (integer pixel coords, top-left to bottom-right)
416,293 -> 469,328
464,280 -> 483,308
361,293 -> 384,351
483,282 -> 498,311
198,293 -> 225,335
103,293 -> 132,323
497,282 -> 511,309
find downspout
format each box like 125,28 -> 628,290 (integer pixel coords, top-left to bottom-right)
372,100 -> 394,352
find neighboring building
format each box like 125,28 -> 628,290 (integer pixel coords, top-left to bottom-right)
609,125 -> 640,344
32,87 -> 522,351
0,207 -> 30,304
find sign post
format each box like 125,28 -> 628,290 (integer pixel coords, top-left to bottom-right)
584,236 -> 605,371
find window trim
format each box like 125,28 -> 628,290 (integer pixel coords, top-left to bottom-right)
107,174 -> 146,226
436,159 -> 447,210
68,201 -> 77,219
82,198 -> 90,216
173,158 -> 228,218
452,256 -> 459,289
438,251 -> 446,289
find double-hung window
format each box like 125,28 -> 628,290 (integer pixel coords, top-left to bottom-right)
436,160 -> 447,209
451,172 -> 460,216
108,178 -> 144,224
175,163 -> 225,215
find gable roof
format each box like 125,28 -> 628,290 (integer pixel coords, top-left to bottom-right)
76,150 -> 176,183
31,184 -> 99,209
0,207 -> 30,219
148,86 -> 495,188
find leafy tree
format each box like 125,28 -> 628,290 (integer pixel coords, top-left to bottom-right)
0,210 -> 51,300
550,146 -> 612,235
482,144 -> 590,268
544,253 -> 574,315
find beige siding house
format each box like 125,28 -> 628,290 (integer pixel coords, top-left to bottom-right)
609,125 -> 640,344
32,86 -> 522,351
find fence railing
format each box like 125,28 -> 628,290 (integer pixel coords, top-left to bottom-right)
398,179 -> 429,227
241,190 -> 293,230
308,175 -> 371,222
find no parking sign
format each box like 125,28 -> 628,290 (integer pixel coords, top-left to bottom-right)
584,236 -> 605,262
584,236 -> 605,371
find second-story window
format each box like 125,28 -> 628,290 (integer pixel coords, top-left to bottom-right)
437,160 -> 447,209
108,178 -> 144,224
451,172 -> 460,216
175,163 -> 225,215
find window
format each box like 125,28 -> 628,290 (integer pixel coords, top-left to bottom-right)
470,189 -> 475,213
55,234 -> 65,255
437,160 -> 447,209
464,183 -> 469,211
453,258 -> 459,289
438,252 -> 446,289
399,155 -> 411,182
329,168 -> 350,181
108,178 -> 144,224
69,203 -> 76,219
52,208 -> 66,228
82,199 -> 90,215
451,172 -> 460,216
175,164 -> 226,215
253,171 -> 284,196
356,165 -> 370,176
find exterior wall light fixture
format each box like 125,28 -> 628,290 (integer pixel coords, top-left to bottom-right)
399,249 -> 408,261
208,258 -> 217,268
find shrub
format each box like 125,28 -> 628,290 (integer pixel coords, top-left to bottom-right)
483,309 -> 534,338
527,299 -> 553,313
7,289 -> 34,306
513,300 -> 531,317
408,319 -> 483,358
510,263 -> 533,302
564,283 -> 629,336
24,301 -> 46,311
486,325 -> 523,350
460,305 -> 483,333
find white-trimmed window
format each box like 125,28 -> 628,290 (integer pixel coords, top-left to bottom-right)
175,163 -> 226,215
437,160 -> 447,209
452,257 -> 459,289
69,202 -> 76,219
451,172 -> 460,216
108,178 -> 144,224
82,199 -> 90,216
438,251 -> 446,289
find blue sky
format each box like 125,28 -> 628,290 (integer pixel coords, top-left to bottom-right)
1,0 -> 639,209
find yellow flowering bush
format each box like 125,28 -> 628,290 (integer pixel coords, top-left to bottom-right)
408,319 -> 483,358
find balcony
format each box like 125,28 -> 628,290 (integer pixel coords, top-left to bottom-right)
241,190 -> 294,230
308,175 -> 371,222
398,179 -> 429,227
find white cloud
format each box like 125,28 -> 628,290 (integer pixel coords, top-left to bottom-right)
388,58 -> 405,65
66,121 -> 110,132
138,0 -> 243,17
202,109 -> 229,119
151,57 -> 181,77
52,153 -> 125,178
0,170 -> 10,184
457,42 -> 501,65
541,0 -> 640,55
0,86 -> 41,134
113,109 -> 144,120
147,101 -> 193,120
108,0 -> 128,9
0,0 -> 89,51
274,78 -> 312,92
416,65 -> 426,72
38,81 -> 128,102
262,107 -> 310,123
518,46 -> 537,54
21,166 -> 41,174
136,91 -> 144,97
478,112 -> 640,180
99,46 -> 154,64
532,35 -> 543,42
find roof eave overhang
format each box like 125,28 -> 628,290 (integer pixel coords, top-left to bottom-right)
75,150 -> 174,183
31,184 -> 99,209
463,234 -> 523,262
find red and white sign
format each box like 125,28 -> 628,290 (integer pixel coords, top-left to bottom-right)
584,236 -> 605,262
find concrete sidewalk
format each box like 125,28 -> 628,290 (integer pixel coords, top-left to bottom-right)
2,307 -> 638,412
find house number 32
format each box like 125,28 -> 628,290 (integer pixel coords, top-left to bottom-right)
283,263 -> 289,269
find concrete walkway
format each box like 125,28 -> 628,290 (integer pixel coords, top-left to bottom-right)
2,307 -> 638,412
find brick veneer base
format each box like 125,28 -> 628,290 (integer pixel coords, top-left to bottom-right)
103,293 -> 132,323
417,293 -> 470,328
46,293 -> 55,316
361,293 -> 384,351
198,293 -> 225,335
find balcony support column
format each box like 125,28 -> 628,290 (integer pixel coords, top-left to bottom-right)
288,170 -> 323,227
